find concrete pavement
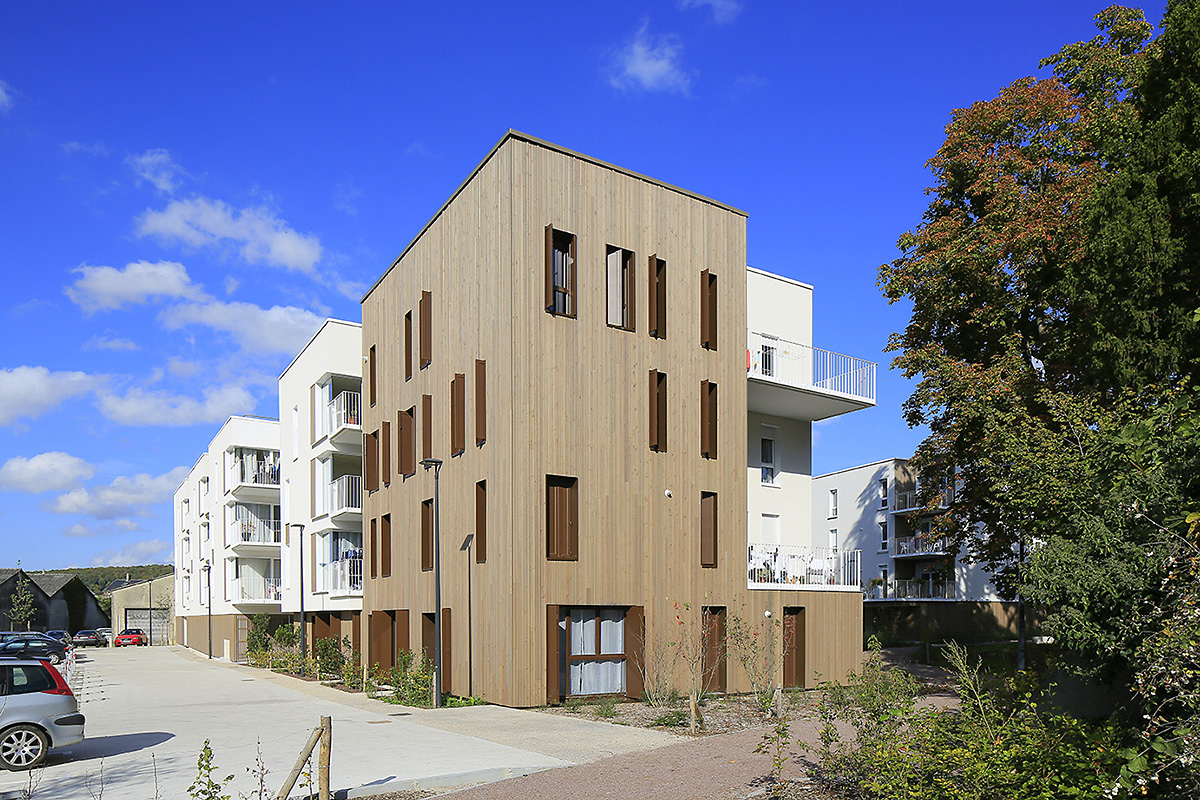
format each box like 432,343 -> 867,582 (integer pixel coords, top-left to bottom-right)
0,646 -> 676,799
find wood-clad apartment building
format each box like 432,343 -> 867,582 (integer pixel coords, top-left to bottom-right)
361,131 -> 871,707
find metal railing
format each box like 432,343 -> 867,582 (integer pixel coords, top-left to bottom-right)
235,515 -> 282,544
324,557 -> 363,594
328,474 -> 362,514
747,332 -> 876,403
866,577 -> 955,600
236,574 -> 282,602
892,490 -> 919,511
235,458 -> 280,487
893,535 -> 951,556
329,391 -> 362,433
747,543 -> 862,589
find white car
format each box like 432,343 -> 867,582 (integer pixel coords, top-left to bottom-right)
0,658 -> 85,770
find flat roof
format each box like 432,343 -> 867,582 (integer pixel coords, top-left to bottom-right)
279,318 -> 362,380
813,457 -> 908,480
747,265 -> 814,291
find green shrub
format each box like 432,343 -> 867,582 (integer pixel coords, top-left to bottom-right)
271,622 -> 299,649
341,649 -> 363,691
313,636 -> 345,678
652,709 -> 687,727
561,697 -> 585,713
593,697 -> 618,718
384,650 -> 434,707
246,614 -> 271,655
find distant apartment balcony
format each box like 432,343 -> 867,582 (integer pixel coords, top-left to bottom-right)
323,557 -> 363,596
893,535 -> 952,558
234,575 -> 282,605
747,543 -> 862,591
747,331 -> 876,421
327,391 -> 362,447
229,455 -> 281,504
231,516 -> 282,553
326,475 -> 362,521
891,486 -> 954,513
865,577 -> 956,601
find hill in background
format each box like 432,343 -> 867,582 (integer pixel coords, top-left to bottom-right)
28,564 -> 173,597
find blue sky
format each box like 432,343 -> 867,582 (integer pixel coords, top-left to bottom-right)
0,1 -> 1163,569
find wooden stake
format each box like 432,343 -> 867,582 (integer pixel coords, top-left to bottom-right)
318,716 -> 331,800
275,724 -> 323,800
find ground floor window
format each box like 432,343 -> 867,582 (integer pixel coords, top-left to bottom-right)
564,608 -> 626,696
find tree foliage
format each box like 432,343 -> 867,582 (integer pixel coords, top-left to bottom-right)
6,572 -> 35,631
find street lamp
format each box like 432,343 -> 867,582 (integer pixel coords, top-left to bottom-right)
293,523 -> 306,677
421,458 -> 443,708
201,559 -> 212,659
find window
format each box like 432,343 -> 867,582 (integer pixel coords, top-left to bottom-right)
450,373 -> 465,456
829,528 -> 839,551
381,420 -> 391,486
828,488 -> 838,518
368,346 -> 377,406
546,475 -> 579,561
291,405 -> 299,459
761,514 -> 781,545
404,311 -> 413,380
476,480 -> 487,564
422,394 -> 432,460
565,608 -> 626,696
475,359 -> 486,446
648,254 -> 666,338
369,518 -> 377,579
421,498 -> 434,572
699,269 -> 717,350
880,521 -> 889,552
700,491 -> 717,568
364,430 -> 379,492
761,426 -> 778,484
545,226 -> 577,317
381,514 -> 392,578
6,664 -> 55,695
879,478 -> 889,508
399,407 -> 416,477
649,370 -> 667,452
419,291 -> 432,368
700,381 -> 718,459
880,566 -> 889,599
606,246 -> 635,330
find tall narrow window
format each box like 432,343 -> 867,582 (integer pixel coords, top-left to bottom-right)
381,420 -> 391,486
880,521 -> 889,552
761,426 -> 778,484
829,488 -> 839,518
700,380 -> 718,459
419,290 -> 432,369
700,491 -> 717,568
421,498 -> 433,571
648,254 -> 666,339
475,359 -> 486,446
606,246 -> 635,330
545,226 -> 577,317
475,480 -> 487,564
649,370 -> 667,452
369,518 -> 378,579
364,430 -> 379,492
368,346 -> 377,406
699,270 -> 717,350
450,373 -> 465,456
381,514 -> 392,578
404,311 -> 413,380
399,407 -> 416,477
879,478 -> 889,508
546,475 -> 579,561
422,394 -> 432,460
762,514 -> 781,545
829,528 -> 839,551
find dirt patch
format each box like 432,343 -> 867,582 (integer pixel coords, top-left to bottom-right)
537,692 -> 821,737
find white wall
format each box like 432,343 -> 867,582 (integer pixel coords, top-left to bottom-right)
746,267 -> 812,345
746,411 -> 814,548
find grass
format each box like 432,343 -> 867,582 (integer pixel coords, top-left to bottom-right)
652,709 -> 687,727
593,697 -> 618,718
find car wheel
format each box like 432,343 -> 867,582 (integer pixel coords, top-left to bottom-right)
0,725 -> 49,771
47,652 -> 62,665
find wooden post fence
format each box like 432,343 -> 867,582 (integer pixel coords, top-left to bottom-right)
275,716 -> 332,800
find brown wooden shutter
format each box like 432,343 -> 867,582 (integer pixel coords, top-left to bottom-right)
475,359 -> 486,446
422,498 -> 433,571
626,250 -> 636,331
422,395 -> 432,460
476,480 -> 487,564
783,608 -> 804,688
625,605 -> 645,700
703,607 -> 727,692
545,478 -> 558,559
381,514 -> 392,578
546,604 -> 561,703
419,290 -> 432,368
422,613 -> 435,666
700,491 -> 717,568
369,518 -> 378,579
368,346 -> 377,406
404,311 -> 413,380
700,382 -> 718,459
648,255 -> 658,335
400,408 -> 415,476
381,420 -> 391,485
451,373 -> 465,456
699,271 -> 710,348
700,270 -> 717,350
544,224 -> 555,312
568,235 -> 577,317
567,478 -> 578,560
440,607 -> 452,696
370,610 -> 392,670
395,609 -> 410,653
649,371 -> 667,453
365,431 -> 379,491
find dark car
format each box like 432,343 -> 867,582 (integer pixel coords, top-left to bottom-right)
0,639 -> 67,666
114,629 -> 147,647
0,658 -> 84,770
42,631 -> 71,647
71,631 -> 105,647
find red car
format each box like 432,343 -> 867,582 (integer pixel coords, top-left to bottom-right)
114,629 -> 147,647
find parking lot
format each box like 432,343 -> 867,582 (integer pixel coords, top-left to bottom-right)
0,646 -> 675,799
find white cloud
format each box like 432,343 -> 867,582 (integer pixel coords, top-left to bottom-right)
126,148 -> 187,194
48,466 -> 188,520
96,383 -> 254,427
224,276 -> 239,295
66,260 -> 206,314
680,0 -> 741,23
333,179 -> 361,216
85,335 -> 140,352
609,23 -> 691,95
137,197 -> 322,273
167,357 -> 201,377
0,452 -> 95,493
61,141 -> 111,156
161,299 -> 323,354
89,539 -> 173,566
0,366 -> 102,427
64,523 -> 97,538
0,80 -> 13,113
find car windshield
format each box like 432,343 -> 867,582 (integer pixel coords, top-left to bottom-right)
76,630 -> 96,636
120,629 -> 141,635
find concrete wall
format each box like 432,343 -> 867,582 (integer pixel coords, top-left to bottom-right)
111,574 -> 174,644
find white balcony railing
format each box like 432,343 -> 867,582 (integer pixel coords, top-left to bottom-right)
328,391 -> 362,433
748,543 -> 862,589
747,332 -> 876,403
892,490 -> 919,511
865,577 -> 956,600
324,557 -> 363,594
893,535 -> 951,557
235,516 -> 282,544
235,457 -> 280,487
328,474 -> 362,515
237,574 -> 282,602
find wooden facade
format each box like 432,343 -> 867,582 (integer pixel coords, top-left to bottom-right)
361,131 -> 861,707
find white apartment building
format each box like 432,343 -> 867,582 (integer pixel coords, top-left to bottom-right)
279,319 -> 364,650
744,267 -> 876,592
174,415 -> 284,658
812,458 -> 999,603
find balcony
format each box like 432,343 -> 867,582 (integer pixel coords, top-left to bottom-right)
747,332 -> 876,421
327,475 -> 362,522
231,515 -> 282,554
892,490 -> 919,512
866,577 -> 956,601
323,557 -> 363,596
229,454 -> 280,504
234,574 -> 282,606
893,535 -> 952,558
327,391 -> 362,447
747,543 -> 862,591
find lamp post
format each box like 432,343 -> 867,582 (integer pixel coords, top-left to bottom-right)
201,559 -> 212,659
293,523 -> 306,677
421,458 -> 443,708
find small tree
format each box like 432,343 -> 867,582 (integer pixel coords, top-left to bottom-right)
728,604 -> 787,715
6,570 -> 36,631
672,601 -> 716,734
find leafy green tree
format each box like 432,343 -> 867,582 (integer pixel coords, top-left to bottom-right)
6,571 -> 35,631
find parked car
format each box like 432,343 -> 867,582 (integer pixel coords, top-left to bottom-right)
0,633 -> 71,653
95,628 -> 113,641
114,629 -> 147,647
0,639 -> 67,666
0,658 -> 84,770
43,631 -> 71,647
71,631 -> 106,648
